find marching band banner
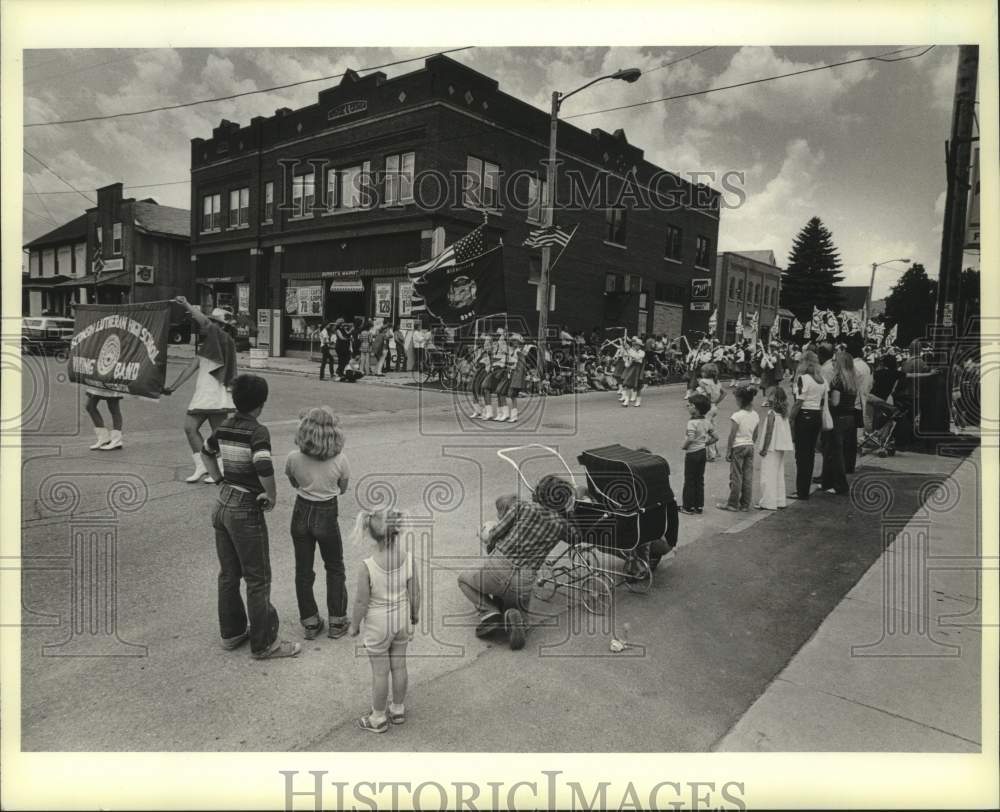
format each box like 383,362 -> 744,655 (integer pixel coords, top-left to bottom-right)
68,302 -> 171,399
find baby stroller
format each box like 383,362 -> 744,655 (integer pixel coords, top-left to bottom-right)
858,394 -> 905,458
572,444 -> 680,593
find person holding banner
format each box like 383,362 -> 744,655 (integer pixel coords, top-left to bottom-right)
85,389 -> 125,451
163,297 -> 238,484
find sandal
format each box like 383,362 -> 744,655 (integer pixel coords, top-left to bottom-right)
251,640 -> 301,660
357,713 -> 389,734
388,708 -> 406,725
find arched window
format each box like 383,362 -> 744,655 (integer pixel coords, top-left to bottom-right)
729,277 -> 735,300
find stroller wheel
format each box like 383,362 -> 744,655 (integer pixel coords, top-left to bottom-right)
887,447 -> 896,457
876,449 -> 888,458
534,565 -> 561,602
570,544 -> 600,574
623,557 -> 652,594
579,572 -> 613,616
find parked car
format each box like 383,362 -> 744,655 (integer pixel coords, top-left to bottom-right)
22,316 -> 75,355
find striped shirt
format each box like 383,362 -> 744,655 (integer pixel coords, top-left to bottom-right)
486,500 -> 567,572
203,412 -> 274,494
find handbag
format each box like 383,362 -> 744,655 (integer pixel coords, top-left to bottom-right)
821,390 -> 834,431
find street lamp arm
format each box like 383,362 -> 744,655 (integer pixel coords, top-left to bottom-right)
558,68 -> 643,107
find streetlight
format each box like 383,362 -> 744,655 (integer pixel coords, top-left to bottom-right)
535,67 -> 642,375
865,258 -> 910,330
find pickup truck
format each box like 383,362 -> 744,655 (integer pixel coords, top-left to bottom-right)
22,316 -> 75,355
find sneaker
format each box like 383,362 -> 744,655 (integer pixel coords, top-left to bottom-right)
693,507 -> 703,514
716,503 -> 738,511
505,608 -> 526,651
221,631 -> 249,650
328,619 -> 350,639
679,507 -> 697,515
303,617 -> 325,640
251,640 -> 302,660
357,712 -> 389,734
475,611 -> 503,638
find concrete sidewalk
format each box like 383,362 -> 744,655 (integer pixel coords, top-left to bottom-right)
715,446 -> 985,752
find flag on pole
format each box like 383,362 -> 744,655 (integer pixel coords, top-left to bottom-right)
824,310 -> 841,338
803,319 -> 812,339
791,318 -> 804,334
407,224 -> 488,314
736,311 -> 744,334
523,224 -> 575,249
708,308 -> 718,335
750,310 -> 759,334
810,306 -> 825,336
885,324 -> 898,346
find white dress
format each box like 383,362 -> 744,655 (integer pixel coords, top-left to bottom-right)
187,356 -> 235,413
757,411 -> 794,509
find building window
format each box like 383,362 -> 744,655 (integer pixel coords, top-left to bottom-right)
263,182 -> 274,222
229,188 -> 249,227
695,235 -> 711,268
604,272 -> 618,293
202,193 -> 221,231
464,155 -> 499,209
638,290 -> 648,310
74,242 -> 85,276
385,152 -> 415,205
728,277 -> 735,300
606,207 -> 627,245
327,162 -> 371,211
527,176 -> 547,223
42,248 -> 55,277
736,278 -> 744,300
112,222 -> 122,255
625,274 -> 641,293
664,224 -> 682,260
29,251 -> 40,278
292,172 -> 315,217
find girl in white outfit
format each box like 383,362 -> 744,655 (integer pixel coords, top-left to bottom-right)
349,509 -> 420,734
756,386 -> 795,509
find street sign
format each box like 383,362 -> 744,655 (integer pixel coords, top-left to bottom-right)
135,265 -> 154,285
691,278 -> 712,301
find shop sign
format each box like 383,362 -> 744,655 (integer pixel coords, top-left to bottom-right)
134,264 -> 155,285
399,318 -> 415,332
691,278 -> 712,300
202,276 -> 246,284
93,257 -> 124,274
690,302 -> 711,311
398,281 -> 414,317
375,283 -> 393,319
286,285 -> 323,315
237,283 -> 250,314
256,309 -> 272,350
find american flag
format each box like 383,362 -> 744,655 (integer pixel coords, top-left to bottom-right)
408,224 -> 487,314
522,223 -> 574,249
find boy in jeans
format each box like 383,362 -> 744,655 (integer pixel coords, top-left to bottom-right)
680,394 -> 716,514
718,385 -> 760,512
202,374 -> 301,660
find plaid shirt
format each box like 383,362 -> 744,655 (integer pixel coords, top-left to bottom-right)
486,500 -> 567,572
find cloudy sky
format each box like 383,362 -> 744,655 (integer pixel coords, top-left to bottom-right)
22,45 -> 969,299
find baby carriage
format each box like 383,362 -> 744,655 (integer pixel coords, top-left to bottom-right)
572,444 -> 679,593
496,444 -> 679,612
858,394 -> 905,458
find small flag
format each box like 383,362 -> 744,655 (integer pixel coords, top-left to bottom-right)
523,223 -> 575,249
736,311 -> 743,333
708,308 -> 718,335
792,318 -> 804,334
824,310 -> 840,338
750,310 -> 760,334
810,306 -> 825,336
885,324 -> 898,346
408,223 -> 487,282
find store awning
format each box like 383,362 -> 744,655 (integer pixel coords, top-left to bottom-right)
54,271 -> 129,287
329,280 -> 365,292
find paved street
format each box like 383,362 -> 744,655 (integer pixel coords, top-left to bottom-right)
17,352 -> 981,752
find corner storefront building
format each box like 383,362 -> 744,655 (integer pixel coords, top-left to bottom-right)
190,55 -> 722,357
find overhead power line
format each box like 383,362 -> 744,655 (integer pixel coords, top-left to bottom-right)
643,46 -> 716,75
24,46 -> 475,128
564,45 -> 935,120
23,149 -> 97,205
28,178 -> 192,195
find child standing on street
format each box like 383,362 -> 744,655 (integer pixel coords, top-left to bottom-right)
285,407 -> 351,640
696,363 -> 726,461
756,387 -> 794,510
350,509 -> 420,733
680,394 -> 716,514
202,374 -> 301,660
717,385 -> 760,512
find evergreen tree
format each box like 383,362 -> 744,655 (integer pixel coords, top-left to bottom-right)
780,216 -> 845,319
883,263 -> 937,346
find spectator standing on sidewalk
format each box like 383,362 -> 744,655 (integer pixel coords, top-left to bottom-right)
717,385 -> 759,512
318,322 -> 336,381
358,321 -> 372,376
370,324 -> 389,377
788,351 -> 828,500
821,351 -> 857,495
334,318 -> 352,380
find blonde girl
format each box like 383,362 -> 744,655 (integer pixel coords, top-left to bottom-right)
349,509 -> 420,733
757,386 -> 794,510
696,363 -> 726,460
285,407 -> 351,639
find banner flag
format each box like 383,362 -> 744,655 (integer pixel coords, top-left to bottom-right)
68,302 -> 171,399
413,245 -> 506,325
708,308 -> 718,335
792,318 -> 804,334
824,310 -> 841,337
885,324 -> 898,346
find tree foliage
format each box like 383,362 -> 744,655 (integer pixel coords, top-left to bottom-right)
780,217 -> 845,319
883,263 -> 937,346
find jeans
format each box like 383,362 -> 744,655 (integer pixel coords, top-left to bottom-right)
682,448 -> 707,510
212,484 -> 279,655
821,414 -> 853,494
290,496 -> 348,622
319,347 -> 335,380
726,445 -> 754,509
335,344 -> 350,377
793,409 -> 822,499
457,553 -> 537,621
395,341 -> 406,371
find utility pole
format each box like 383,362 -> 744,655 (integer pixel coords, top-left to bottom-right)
936,45 -> 978,328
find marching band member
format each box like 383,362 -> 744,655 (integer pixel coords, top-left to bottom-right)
621,336 -> 646,407
469,331 -> 493,419
478,328 -> 509,421
499,333 -> 527,422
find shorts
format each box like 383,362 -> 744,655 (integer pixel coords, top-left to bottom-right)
471,366 -> 489,398
85,390 -> 123,402
483,367 -> 508,393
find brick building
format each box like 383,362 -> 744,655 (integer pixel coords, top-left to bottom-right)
713,250 -> 783,343
23,183 -> 192,319
189,54 -> 721,356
